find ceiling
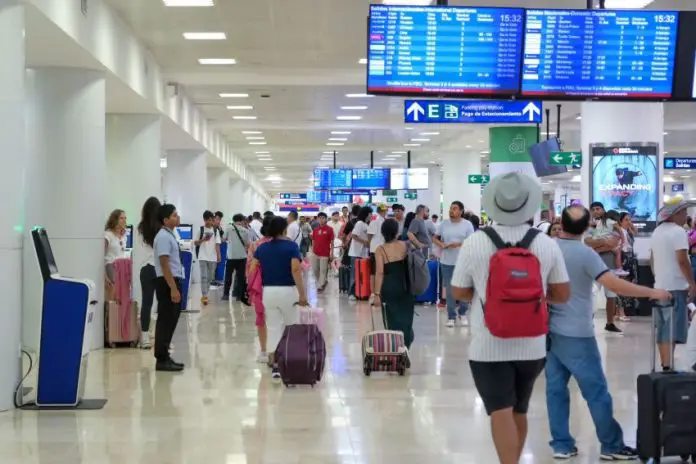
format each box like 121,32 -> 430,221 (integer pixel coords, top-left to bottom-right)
105,0 -> 696,193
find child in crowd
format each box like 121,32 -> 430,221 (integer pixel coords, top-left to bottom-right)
591,209 -> 628,276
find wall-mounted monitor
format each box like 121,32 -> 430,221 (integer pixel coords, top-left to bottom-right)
390,168 -> 429,190
521,9 -> 678,99
313,169 -> 352,190
176,224 -> 193,241
352,168 -> 390,190
367,5 -> 525,97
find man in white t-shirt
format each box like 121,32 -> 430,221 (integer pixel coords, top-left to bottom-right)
650,198 -> 696,371
195,210 -> 222,306
286,211 -> 302,247
536,209 -> 552,234
347,206 -> 371,300
451,173 -> 570,464
249,211 -> 263,241
367,204 -> 388,296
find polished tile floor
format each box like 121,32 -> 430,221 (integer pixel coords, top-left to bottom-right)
1,276 -> 693,463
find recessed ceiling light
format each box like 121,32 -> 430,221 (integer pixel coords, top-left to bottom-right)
249,142 -> 267,145
345,93 -> 374,98
664,151 -> 669,154
336,115 -> 362,121
163,0 -> 213,6
603,0 -> 655,8
245,136 -> 265,140
331,131 -> 351,135
358,58 -> 368,65
420,132 -> 440,136
386,154 -> 403,158
576,115 -> 582,120
392,151 -> 407,154
183,32 -> 226,40
219,93 -> 248,98
227,105 -> 254,110
328,138 -> 348,141
243,131 -> 262,135
663,131 -> 669,135
254,151 -> 270,154
326,142 -> 345,146
480,155 -> 486,158
465,145 -> 472,148
478,139 -> 485,143
160,158 -> 168,168
480,150 -> 490,154
233,116 -> 257,120
340,106 -> 368,110
405,127 -> 414,131
404,143 -> 421,147
411,138 -> 430,142
322,151 -> 335,154
198,58 -> 236,65
264,167 -> 276,170
382,0 -> 434,4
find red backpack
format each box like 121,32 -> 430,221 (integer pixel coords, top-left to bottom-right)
481,228 -> 548,339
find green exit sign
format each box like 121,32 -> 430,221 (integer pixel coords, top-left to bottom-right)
382,189 -> 397,196
404,191 -> 418,200
468,174 -> 490,184
550,151 -> 582,166
385,196 -> 398,203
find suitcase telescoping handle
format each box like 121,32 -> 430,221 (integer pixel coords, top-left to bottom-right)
650,302 -> 675,373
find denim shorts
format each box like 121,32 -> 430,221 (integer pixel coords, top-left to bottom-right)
654,290 -> 689,344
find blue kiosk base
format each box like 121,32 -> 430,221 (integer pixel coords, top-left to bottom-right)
20,398 -> 107,411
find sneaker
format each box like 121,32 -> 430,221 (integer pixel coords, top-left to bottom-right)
368,294 -> 374,304
605,323 -> 623,334
599,446 -> 637,461
612,269 -> 630,277
140,332 -> 151,350
349,295 -> 356,301
201,296 -> 209,306
271,368 -> 281,384
458,315 -> 469,327
618,316 -> 631,322
553,447 -> 579,460
446,319 -> 455,328
256,352 -> 268,364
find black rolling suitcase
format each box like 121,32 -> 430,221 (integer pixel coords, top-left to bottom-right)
637,305 -> 696,463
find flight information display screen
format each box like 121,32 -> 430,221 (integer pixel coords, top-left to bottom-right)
367,5 -> 525,96
313,169 -> 352,190
352,169 -> 390,190
522,9 -> 679,98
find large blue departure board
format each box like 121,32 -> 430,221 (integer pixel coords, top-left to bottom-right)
313,169 -> 352,190
522,9 -> 678,98
352,169 -> 390,190
367,5 -> 524,96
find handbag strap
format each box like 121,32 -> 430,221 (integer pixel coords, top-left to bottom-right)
232,224 -> 245,246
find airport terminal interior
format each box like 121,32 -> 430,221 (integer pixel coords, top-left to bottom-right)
3,0 -> 696,462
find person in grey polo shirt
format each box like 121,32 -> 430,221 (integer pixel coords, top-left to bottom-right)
153,203 -> 185,372
546,205 -> 668,460
407,204 -> 432,256
223,213 -> 250,304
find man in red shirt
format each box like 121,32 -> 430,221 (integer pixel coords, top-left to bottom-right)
312,212 -> 335,292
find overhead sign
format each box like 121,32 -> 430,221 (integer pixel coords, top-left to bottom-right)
279,193 -> 307,200
404,100 -> 542,124
385,196 -> 398,203
550,151 -> 582,166
468,174 -> 490,184
283,200 -> 307,206
672,183 -> 685,192
404,191 -> 418,200
664,158 -> 696,170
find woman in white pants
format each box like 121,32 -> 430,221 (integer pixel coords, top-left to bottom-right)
253,215 -> 309,382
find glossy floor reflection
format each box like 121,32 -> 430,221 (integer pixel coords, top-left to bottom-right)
1,276 -> 692,463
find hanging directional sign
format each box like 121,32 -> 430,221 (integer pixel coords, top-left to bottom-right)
550,151 -> 582,166
404,100 -> 542,124
279,193 -> 307,200
385,196 -> 398,203
404,191 -> 418,200
468,174 -> 490,184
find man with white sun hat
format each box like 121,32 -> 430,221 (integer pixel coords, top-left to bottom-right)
649,196 -> 696,371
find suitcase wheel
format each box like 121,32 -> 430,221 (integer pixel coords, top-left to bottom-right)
363,367 -> 371,377
397,367 -> 405,376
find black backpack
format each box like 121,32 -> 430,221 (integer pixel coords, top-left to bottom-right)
195,226 -> 219,257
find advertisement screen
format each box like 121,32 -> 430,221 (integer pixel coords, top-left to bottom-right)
390,168 -> 429,190
591,144 -> 659,234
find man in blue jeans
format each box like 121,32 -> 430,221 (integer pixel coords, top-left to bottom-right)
547,205 -> 669,460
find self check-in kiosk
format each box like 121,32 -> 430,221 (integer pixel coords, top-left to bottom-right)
176,224 -> 194,310
24,227 -> 105,409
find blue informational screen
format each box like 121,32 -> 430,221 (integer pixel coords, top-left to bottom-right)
306,190 -> 328,203
328,194 -> 352,204
591,145 -> 659,234
664,157 -> 696,170
672,183 -> 685,192
367,5 -> 524,96
522,9 -> 678,98
279,193 -> 307,200
352,169 -> 390,190
313,169 -> 352,190
176,225 -> 193,241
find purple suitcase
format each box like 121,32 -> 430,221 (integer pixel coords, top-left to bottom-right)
275,324 -> 326,387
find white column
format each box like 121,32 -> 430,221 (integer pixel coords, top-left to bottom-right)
581,102 -> 664,258
242,183 -> 253,215
24,68 -> 107,351
230,180 -> 245,214
207,168 -> 231,216
106,114 -> 162,221
0,0 -> 25,411
421,167 -> 442,217
163,151 -> 208,224
443,152 -> 482,216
